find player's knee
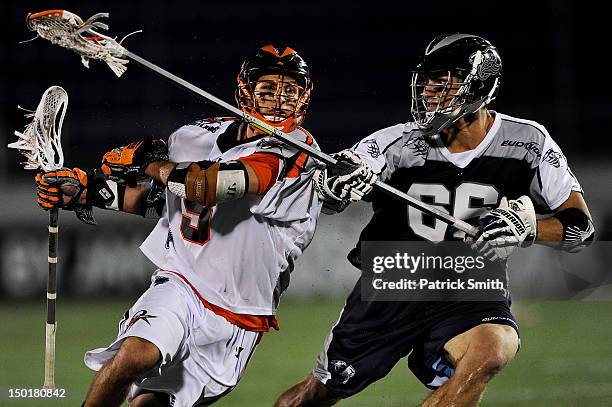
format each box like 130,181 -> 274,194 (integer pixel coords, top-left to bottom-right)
477,351 -> 510,378
112,336 -> 161,381
471,326 -> 518,378
275,373 -> 340,407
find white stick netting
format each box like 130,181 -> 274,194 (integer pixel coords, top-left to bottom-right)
27,10 -> 130,77
8,86 -> 68,172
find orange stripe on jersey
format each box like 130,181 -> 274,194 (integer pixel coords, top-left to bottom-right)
239,153 -> 280,195
162,270 -> 280,332
286,128 -> 314,179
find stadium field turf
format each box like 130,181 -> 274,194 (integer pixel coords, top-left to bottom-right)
1,299 -> 611,406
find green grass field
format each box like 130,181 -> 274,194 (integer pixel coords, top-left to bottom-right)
1,299 -> 612,406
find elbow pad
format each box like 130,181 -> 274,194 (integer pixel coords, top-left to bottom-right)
167,160 -> 248,206
555,208 -> 595,252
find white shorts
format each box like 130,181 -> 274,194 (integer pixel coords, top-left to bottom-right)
84,270 -> 260,406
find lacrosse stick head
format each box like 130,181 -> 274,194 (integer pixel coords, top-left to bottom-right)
26,10 -> 129,77
8,86 -> 68,172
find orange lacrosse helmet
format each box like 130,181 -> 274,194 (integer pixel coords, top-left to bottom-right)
236,45 -> 313,133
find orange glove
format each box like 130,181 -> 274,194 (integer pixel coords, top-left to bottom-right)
35,167 -> 88,210
101,138 -> 168,185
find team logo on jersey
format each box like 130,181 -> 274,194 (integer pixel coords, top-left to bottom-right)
330,360 -> 356,384
123,310 -> 157,333
191,118 -> 222,133
362,139 -> 381,158
542,148 -> 563,168
404,135 -> 430,157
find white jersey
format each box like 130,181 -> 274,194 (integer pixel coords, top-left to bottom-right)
140,118 -> 322,316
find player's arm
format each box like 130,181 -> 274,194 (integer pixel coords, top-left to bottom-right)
36,139 -> 170,219
535,191 -> 594,247
469,191 -> 594,261
470,132 -> 594,260
36,168 -> 164,218
142,151 -> 279,206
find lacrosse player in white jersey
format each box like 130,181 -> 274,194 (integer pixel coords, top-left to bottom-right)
35,45 -> 323,407
275,34 -> 595,407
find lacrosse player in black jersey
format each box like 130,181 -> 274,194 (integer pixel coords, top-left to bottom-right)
275,34 -> 595,407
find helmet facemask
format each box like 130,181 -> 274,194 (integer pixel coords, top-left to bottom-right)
411,70 -> 472,137
237,73 -> 311,133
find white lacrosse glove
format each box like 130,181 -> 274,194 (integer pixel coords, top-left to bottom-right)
467,195 -> 537,262
313,150 -> 377,214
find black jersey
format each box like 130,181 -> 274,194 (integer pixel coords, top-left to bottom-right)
352,112 -> 582,246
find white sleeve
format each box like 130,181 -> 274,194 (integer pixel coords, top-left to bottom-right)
530,135 -> 582,211
351,124 -> 406,182
167,125 -> 216,163
167,126 -> 196,161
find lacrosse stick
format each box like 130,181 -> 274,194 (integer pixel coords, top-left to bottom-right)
8,85 -> 68,389
25,9 -> 478,237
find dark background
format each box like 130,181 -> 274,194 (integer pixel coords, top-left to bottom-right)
1,0 -> 608,177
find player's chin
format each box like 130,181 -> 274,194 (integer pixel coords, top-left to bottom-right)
258,108 -> 294,123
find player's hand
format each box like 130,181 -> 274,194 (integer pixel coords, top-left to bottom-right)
35,167 -> 89,210
101,138 -> 168,185
467,195 -> 537,262
313,150 -> 377,213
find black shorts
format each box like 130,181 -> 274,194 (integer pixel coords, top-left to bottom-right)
313,277 -> 519,398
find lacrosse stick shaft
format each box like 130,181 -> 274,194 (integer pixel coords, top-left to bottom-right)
124,50 -> 478,237
44,208 -> 58,389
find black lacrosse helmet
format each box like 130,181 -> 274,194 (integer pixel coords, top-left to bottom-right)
236,45 -> 313,132
411,34 -> 502,137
